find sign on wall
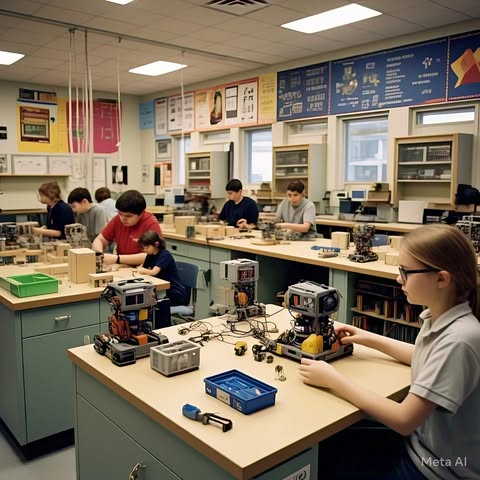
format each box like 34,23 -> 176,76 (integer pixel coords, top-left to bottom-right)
330,38 -> 448,114
167,93 -> 194,132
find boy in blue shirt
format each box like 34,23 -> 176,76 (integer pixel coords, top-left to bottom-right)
219,179 -> 259,230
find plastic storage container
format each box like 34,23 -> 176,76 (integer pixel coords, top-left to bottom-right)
0,273 -> 59,297
150,340 -> 200,376
204,369 -> 277,414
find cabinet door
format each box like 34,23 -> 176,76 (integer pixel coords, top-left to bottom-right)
23,325 -> 100,442
76,396 -> 180,480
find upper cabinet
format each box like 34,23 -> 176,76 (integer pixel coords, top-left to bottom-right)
393,133 -> 473,209
185,151 -> 228,198
272,144 -> 327,202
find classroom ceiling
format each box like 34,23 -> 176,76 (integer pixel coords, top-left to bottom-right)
0,0 -> 479,96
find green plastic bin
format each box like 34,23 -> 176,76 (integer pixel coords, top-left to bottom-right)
0,273 -> 59,297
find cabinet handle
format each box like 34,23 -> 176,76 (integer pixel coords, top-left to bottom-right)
171,245 -> 177,251
128,462 -> 147,480
54,315 -> 71,322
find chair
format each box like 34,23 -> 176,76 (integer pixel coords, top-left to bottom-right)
371,234 -> 389,247
170,261 -> 200,324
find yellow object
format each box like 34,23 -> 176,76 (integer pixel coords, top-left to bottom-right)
301,334 -> 323,354
138,308 -> 149,321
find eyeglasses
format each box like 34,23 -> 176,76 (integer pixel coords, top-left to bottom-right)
398,266 -> 440,282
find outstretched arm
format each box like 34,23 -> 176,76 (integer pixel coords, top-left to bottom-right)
299,359 -> 435,435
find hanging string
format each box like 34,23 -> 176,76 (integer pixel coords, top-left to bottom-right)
180,50 -> 185,185
68,29 -> 74,154
116,37 -> 123,169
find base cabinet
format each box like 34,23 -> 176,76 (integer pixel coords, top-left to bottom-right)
0,300 -> 102,446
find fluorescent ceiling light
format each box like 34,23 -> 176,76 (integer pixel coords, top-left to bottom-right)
282,3 -> 382,34
105,0 -> 134,5
0,50 -> 25,65
129,60 -> 187,76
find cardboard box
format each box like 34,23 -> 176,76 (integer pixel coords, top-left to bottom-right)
88,272 -> 114,288
389,236 -> 403,250
331,231 -> 350,249
174,216 -> 196,235
195,224 -> 225,238
68,248 -> 96,284
385,252 -> 399,266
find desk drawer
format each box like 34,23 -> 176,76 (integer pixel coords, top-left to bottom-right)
21,300 -> 99,338
167,240 -> 190,258
188,243 -> 209,261
210,246 -> 231,264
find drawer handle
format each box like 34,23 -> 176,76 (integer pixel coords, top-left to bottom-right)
129,462 -> 147,480
172,245 -> 178,251
54,315 -> 71,322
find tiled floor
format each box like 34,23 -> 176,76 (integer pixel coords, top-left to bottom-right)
0,431 -> 75,480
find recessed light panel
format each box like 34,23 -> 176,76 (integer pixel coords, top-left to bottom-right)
282,3 -> 382,34
105,0 -> 135,5
129,61 -> 187,76
0,50 -> 25,65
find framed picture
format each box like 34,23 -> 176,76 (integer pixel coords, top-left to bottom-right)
156,139 -> 171,159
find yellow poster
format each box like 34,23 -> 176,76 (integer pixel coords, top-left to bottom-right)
258,72 -> 277,124
18,97 -> 69,153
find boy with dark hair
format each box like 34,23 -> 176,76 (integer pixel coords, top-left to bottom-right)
218,178 -> 259,229
94,186 -> 117,220
274,180 -> 316,237
92,190 -> 162,266
68,187 -> 109,242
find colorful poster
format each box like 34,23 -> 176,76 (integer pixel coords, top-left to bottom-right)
17,98 -> 69,153
68,100 -> 119,154
154,97 -> 168,137
194,78 -> 258,130
258,72 -> 277,124
448,31 -> 480,101
277,63 -> 329,120
330,38 -> 448,114
167,93 -> 194,132
139,100 -> 154,130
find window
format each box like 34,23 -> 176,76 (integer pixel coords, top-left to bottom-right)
174,135 -> 191,184
344,116 -> 388,182
245,128 -> 272,183
416,107 -> 475,125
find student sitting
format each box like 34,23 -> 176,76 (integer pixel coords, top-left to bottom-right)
136,231 -> 187,307
68,187 -> 109,242
218,179 -> 259,230
94,186 -> 118,220
32,181 -> 75,239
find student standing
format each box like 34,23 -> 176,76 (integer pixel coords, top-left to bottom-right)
137,231 -> 187,307
32,181 -> 75,239
218,179 -> 259,230
94,186 -> 118,220
274,180 -> 316,237
300,224 -> 480,479
68,187 -> 109,242
92,190 -> 162,266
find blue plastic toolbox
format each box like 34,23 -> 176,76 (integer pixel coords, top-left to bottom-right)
204,369 -> 277,414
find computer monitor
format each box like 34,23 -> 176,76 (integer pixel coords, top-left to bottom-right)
350,189 -> 367,201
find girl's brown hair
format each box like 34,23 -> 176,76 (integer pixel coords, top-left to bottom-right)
38,181 -> 62,201
138,231 -> 166,250
402,224 -> 480,319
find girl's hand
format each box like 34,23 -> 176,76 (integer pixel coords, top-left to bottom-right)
299,358 -> 340,389
137,266 -> 150,275
335,324 -> 371,346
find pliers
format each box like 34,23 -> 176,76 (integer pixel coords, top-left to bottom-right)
182,404 -> 233,432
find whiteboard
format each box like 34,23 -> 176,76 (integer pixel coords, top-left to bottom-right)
12,155 -> 48,175
48,156 -> 72,175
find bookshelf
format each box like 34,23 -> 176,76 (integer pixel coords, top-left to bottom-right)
185,151 -> 228,198
351,276 -> 422,344
393,133 -> 473,209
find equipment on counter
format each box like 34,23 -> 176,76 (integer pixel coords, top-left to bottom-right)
65,223 -> 89,248
93,278 -> 168,366
182,404 -> 233,432
220,259 -> 266,322
348,224 -> 378,263
273,281 -> 353,362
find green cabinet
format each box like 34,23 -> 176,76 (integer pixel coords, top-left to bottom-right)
0,300 -> 102,446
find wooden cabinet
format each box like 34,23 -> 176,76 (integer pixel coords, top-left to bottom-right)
185,151 -> 228,198
0,300 -> 102,446
351,276 -> 422,343
272,144 -> 326,202
393,133 -> 472,208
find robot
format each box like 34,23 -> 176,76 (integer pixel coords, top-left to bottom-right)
348,224 -> 378,263
65,223 -> 90,248
220,259 -> 266,322
456,215 -> 480,254
274,281 -> 353,362
93,278 -> 168,366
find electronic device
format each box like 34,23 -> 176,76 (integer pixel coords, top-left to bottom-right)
93,278 -> 169,366
349,189 -> 367,201
348,224 -> 378,263
219,259 -> 266,322
330,190 -> 348,208
273,281 -> 353,362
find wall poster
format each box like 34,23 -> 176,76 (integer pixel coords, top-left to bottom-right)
167,93 -> 194,133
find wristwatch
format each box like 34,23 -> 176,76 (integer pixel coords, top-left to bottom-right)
116,254 -> 120,264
